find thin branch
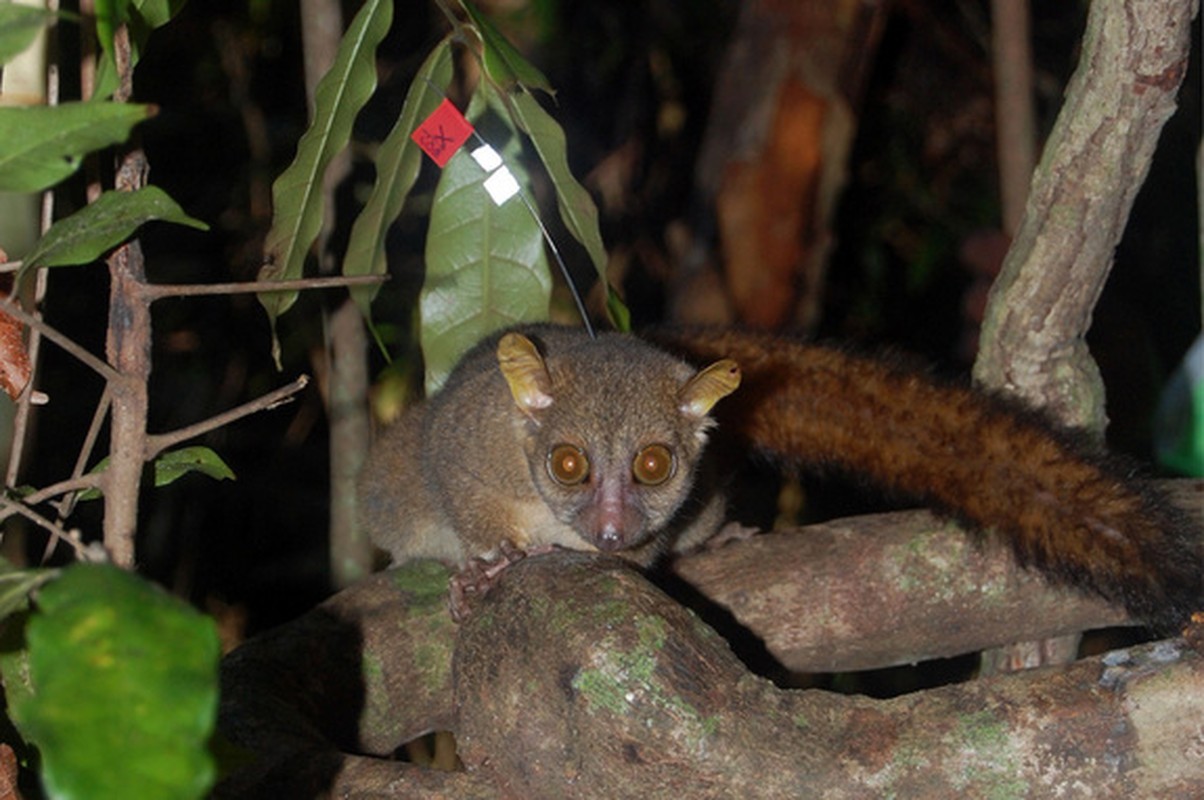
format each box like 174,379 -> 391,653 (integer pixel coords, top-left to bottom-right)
140,274 -> 385,301
0,276 -> 378,384
0,475 -> 104,521
7,375 -> 307,555
0,497 -> 91,560
53,385 -> 111,523
144,375 -> 310,460
7,0 -> 60,491
0,297 -> 118,381
6,285 -> 48,489
990,0 -> 1037,236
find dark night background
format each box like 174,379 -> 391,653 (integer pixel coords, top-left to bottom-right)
9,1 -> 1199,636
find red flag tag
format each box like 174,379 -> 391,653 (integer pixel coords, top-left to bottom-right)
412,98 -> 474,167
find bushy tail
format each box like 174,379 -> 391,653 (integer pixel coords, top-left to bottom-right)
649,327 -> 1203,633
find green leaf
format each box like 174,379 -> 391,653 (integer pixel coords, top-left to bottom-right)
0,558 -> 56,728
153,446 -> 236,487
0,558 -> 55,623
509,90 -> 610,297
131,0 -> 188,29
90,0 -> 178,100
74,444 -> 234,502
0,102 -> 153,192
461,0 -> 553,96
91,0 -> 132,100
0,2 -> 56,65
94,0 -> 131,52
21,186 -> 208,273
257,0 -> 393,357
606,287 -> 631,332
344,34 -> 455,317
11,563 -> 220,800
420,113 -> 551,393
449,4 -> 622,329
0,621 -> 34,729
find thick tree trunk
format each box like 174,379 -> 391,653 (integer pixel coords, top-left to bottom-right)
217,485 -> 1204,798
974,0 -> 1197,430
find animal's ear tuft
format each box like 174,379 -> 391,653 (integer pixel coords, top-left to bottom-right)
498,333 -> 554,416
679,359 -> 741,419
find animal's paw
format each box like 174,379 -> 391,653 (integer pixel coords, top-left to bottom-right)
448,541 -> 558,621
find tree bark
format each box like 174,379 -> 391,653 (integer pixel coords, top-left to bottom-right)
685,0 -> 885,331
217,480 -> 1203,798
973,0 -> 1196,430
975,0 -> 1196,677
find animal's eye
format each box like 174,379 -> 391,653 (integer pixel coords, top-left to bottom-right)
547,444 -> 590,486
632,444 -> 674,486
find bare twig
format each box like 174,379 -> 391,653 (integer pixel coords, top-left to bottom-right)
139,273 -> 384,300
1,474 -> 104,518
0,277 -> 381,379
144,375 -> 310,459
0,298 -> 118,382
39,386 -> 108,563
0,497 -> 90,560
989,0 -> 1036,235
53,385 -> 111,524
3,6 -> 363,570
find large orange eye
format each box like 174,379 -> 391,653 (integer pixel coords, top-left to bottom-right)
632,444 -> 674,486
547,444 -> 590,485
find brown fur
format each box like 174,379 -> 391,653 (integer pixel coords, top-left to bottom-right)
360,324 -> 1200,632
358,326 -> 733,570
648,327 -> 1203,633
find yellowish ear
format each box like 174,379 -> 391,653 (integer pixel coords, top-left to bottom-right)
497,332 -> 554,414
679,359 -> 740,418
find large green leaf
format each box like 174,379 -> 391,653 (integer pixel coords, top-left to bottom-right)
457,2 -> 625,328
0,559 -> 57,729
0,2 -> 56,65
343,35 -> 455,317
510,90 -> 609,295
420,107 -> 551,393
10,563 -> 220,800
0,102 -> 153,192
460,0 -> 554,95
257,0 -> 392,357
21,186 -> 208,273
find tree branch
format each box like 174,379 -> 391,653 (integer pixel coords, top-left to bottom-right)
0,298 -> 118,383
989,0 -> 1036,235
0,497 -> 92,561
974,0 -> 1195,429
143,375 -> 310,460
139,273 -> 384,301
217,552 -> 1204,798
